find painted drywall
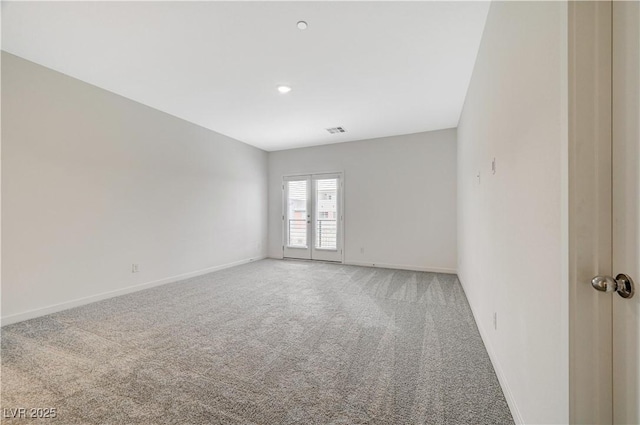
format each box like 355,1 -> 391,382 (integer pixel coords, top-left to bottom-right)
268,130 -> 457,273
2,2 -> 490,151
1,52 -> 268,324
457,2 -> 568,424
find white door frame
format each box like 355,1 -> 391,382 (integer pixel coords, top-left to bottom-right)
281,171 -> 344,263
611,1 -> 640,422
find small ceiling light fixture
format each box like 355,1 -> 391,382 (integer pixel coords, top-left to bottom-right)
297,21 -> 308,30
277,85 -> 292,94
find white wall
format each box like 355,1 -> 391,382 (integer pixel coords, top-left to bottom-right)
1,53 -> 268,324
457,2 -> 568,424
268,130 -> 457,273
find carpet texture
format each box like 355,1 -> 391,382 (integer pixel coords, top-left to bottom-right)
1,259 -> 513,424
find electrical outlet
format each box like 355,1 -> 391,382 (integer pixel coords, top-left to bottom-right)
493,312 -> 498,330
492,158 -> 496,174
132,264 -> 140,273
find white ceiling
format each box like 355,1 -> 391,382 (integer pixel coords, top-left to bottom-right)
2,1 -> 489,151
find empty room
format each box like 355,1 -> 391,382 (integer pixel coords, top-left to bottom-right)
2,1 -> 639,424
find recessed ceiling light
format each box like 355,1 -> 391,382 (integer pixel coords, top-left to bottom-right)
297,21 -> 308,30
277,85 -> 292,94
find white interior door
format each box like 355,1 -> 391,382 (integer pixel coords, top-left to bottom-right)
569,2 -> 614,422
571,3 -> 640,422
612,2 -> 640,423
283,173 -> 343,262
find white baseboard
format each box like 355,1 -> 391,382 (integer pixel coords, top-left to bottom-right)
345,260 -> 456,274
1,256 -> 266,327
458,276 -> 524,425
267,255 -> 456,274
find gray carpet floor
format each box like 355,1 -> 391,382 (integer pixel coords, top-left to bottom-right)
1,259 -> 513,424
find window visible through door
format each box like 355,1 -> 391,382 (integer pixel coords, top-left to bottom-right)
286,180 -> 308,248
315,178 -> 338,250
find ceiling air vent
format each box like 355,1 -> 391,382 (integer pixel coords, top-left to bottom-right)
326,127 -> 346,134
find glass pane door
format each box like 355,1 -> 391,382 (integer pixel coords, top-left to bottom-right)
283,176 -> 311,259
287,180 -> 308,248
311,174 -> 342,262
315,178 -> 338,250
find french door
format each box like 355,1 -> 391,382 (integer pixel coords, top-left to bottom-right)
283,173 -> 343,262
